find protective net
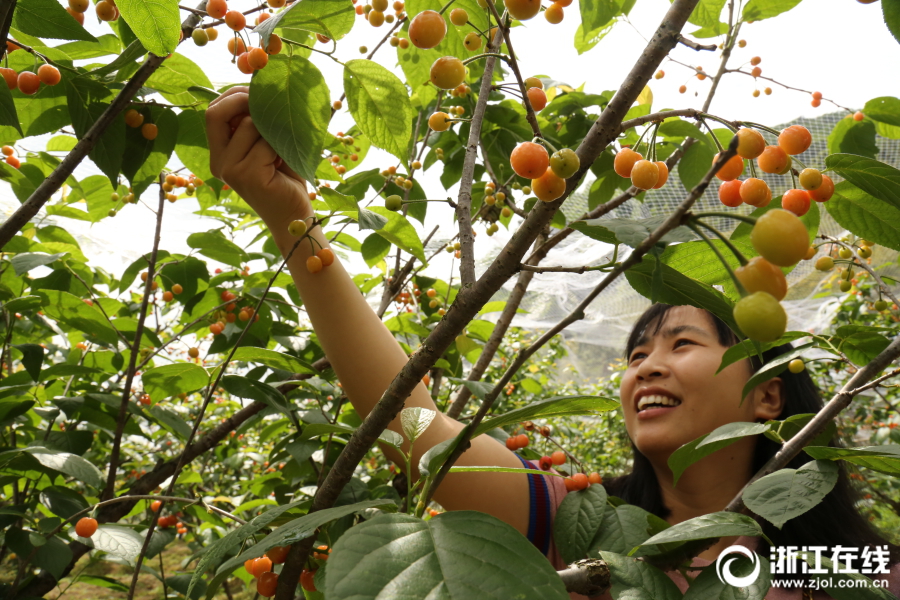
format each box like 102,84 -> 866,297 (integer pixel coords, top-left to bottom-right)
461,110 -> 900,375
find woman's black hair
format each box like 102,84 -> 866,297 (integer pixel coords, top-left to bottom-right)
603,303 -> 900,579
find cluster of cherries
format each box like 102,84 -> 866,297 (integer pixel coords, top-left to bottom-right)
208,289 -> 261,335
1,44 -> 61,98
507,421 -> 604,492
287,219 -> 337,273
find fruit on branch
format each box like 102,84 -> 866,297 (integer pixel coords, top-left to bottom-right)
751,208 -> 809,267
237,52 -> 253,74
551,450 -> 566,465
248,47 -> 269,70
532,167 -> 566,202
654,70 -> 664,79
162,291 -> 174,302
1,68 -> 17,90
207,0 -> 228,19
713,153 -> 744,182
549,148 -> 580,179
798,168 -> 822,190
815,256 -> 834,271
809,175 -> 834,202
265,34 -> 282,55
428,112 -> 452,132
778,125 -> 811,155
385,195 -> 402,211
679,85 -> 686,94
288,219 -> 308,237
75,517 -> 99,538
430,57 -> 466,89
782,188 -> 811,217
526,87 -> 547,111
464,32 -> 482,51
733,291 -> 787,342
450,8 -> 468,25
317,248 -> 335,267
757,145 -> 789,174
736,128 -> 766,159
653,161 -> 669,189
718,179 -> 743,207
266,545 -> 290,564
227,37 -> 246,56
66,6 -> 85,23
96,0 -> 118,21
630,160 -> 659,190
735,256 -> 787,301
524,76 -> 543,89
188,347 -> 200,358
141,123 -> 158,140
307,255 -> 324,274
839,280 -> 852,292
37,65 -> 60,86
788,359 -> 805,374
803,246 -> 816,261
225,10 -> 246,31
300,569 -> 317,592
751,66 -> 761,77
69,0 -> 89,11
544,3 -> 564,23
510,142 -> 550,178
409,10 -> 447,48
613,148 -> 642,178
16,72 -> 40,95
251,556 -> 274,577
874,299 -> 888,311
207,27 -> 219,41
173,282 -> 185,294
539,455 -> 552,470
839,247 -> 853,259
192,28 -> 209,46
504,0 -> 541,20
858,246 -> 872,259
369,10 -> 385,26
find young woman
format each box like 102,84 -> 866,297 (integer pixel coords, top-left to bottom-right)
206,88 -> 900,599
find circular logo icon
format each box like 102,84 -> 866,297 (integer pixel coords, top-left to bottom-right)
716,545 -> 762,587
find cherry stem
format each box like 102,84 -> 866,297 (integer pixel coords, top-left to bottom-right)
698,117 -> 725,153
532,136 -> 559,155
698,111 -> 739,132
438,0 -> 458,15
685,221 -> 749,296
692,210 -> 757,226
462,52 -> 508,66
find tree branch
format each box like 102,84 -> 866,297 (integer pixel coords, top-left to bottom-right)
676,34 -> 717,51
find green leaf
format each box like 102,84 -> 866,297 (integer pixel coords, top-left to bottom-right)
343,60 -> 412,166
668,422 -> 770,486
831,179 -> 900,249
40,485 -> 89,519
144,53 -> 214,106
630,512 -> 764,555
249,54 -> 330,184
75,575 -> 130,593
687,0 -> 726,27
141,363 -> 209,402
804,445 -> 900,476
0,83 -> 23,137
683,552 -> 771,599
763,413 -> 836,447
186,230 -> 249,268
13,0 -> 98,41
569,219 -> 619,245
625,253 -> 738,334
400,406 -> 436,444
221,375 -> 296,426
827,119 -> 879,159
884,0 -> 900,46
175,110 -> 214,181
358,207 -> 388,231
320,187 -> 358,211
147,405 -> 192,440
367,207 -> 426,262
743,460 -> 839,529
231,347 -> 315,374
473,395 -> 619,438
361,232 -> 391,268
34,536 -> 73,581
419,429 -> 469,477
36,290 -> 121,346
741,343 -> 814,400
555,484 -> 608,564
863,97 -> 900,127
834,324 -> 892,365
679,141 -> 716,190
574,20 -> 615,55
24,447 -> 103,488
797,552 -> 895,600
599,551 -> 684,600
11,252 -> 67,276
825,154 -> 900,211
742,0 -> 803,21
12,343 -> 44,380
195,499 -> 397,598
115,0 -> 180,57
66,80 -> 125,185
297,423 -> 403,450
254,0 -> 355,42
123,106 -> 179,197
79,525 -> 144,563
325,511 -> 569,600
159,256 -> 209,303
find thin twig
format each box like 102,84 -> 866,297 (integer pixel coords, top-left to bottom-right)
676,34 -> 717,51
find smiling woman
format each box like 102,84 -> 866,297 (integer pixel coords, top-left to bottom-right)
567,303 -> 900,598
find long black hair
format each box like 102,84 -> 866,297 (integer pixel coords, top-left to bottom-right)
603,303 -> 900,577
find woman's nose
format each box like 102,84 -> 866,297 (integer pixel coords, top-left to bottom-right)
635,355 -> 669,381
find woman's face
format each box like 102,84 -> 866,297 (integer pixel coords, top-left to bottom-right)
620,306 -> 782,463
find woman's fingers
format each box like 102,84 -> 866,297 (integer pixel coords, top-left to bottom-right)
218,115 -> 263,183
206,90 -> 250,177
237,135 -> 278,172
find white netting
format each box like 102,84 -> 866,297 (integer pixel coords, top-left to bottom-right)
453,110 -> 900,374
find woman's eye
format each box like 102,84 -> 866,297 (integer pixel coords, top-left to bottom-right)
630,352 -> 646,362
674,339 -> 694,348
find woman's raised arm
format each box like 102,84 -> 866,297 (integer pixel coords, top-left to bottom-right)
206,87 -> 532,536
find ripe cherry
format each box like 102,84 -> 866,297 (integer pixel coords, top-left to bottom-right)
248,47 -> 269,70
317,248 -> 335,267
526,87 -> 547,111
550,450 -> 566,465
504,0 -> 541,20
237,52 -> 253,74
735,128 -> 766,159
757,145 -> 789,174
853,111 -> 864,122
510,142 -> 549,178
162,291 -> 174,302
630,160 -> 659,190
257,571 -> 279,597
150,500 -> 162,512
225,10 -> 246,31
532,167 -> 566,202
188,347 -> 200,358
67,6 -> 85,23
778,125 -> 812,155
17,72 -> 41,95
141,123 -> 158,141
307,255 -> 323,274
798,168 -> 822,190
227,36 -> 246,56
125,109 -> 144,128
75,517 -> 99,538
516,433 -> 529,448
782,188 -> 811,217
266,545 -> 290,564
714,153 -> 743,181
739,178 -> 771,207
588,472 -> 602,485
430,56 -> 466,90
544,3 -> 564,23
1,68 -> 17,90
4,155 -> 18,169
652,161 -> 669,189
37,65 -> 61,86
809,175 -> 834,202
207,0 -> 228,19
300,569 -> 317,592
613,148 -> 642,178
95,0 -> 117,21
450,8 -> 468,25
571,473 -> 589,490
718,180 -> 743,207
409,10 -> 447,49
505,436 -> 518,450
69,0 -> 89,11
428,112 -> 451,132
463,32 -> 482,51
539,455 -> 552,470
266,34 -> 283,55
251,556 -> 273,577
549,148 -> 580,179
735,256 -> 787,301
751,208 -> 809,267
733,291 -> 786,343
207,27 -> 219,41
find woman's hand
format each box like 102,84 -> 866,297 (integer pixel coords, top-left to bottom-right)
206,86 -> 310,224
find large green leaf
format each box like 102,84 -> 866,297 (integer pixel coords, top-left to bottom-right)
740,343 -> 814,400
66,79 -> 125,185
364,207 -> 426,263
826,182 -> 900,251
343,60 -> 412,165
78,525 -> 144,563
825,154 -> 900,211
186,231 -> 249,268
249,54 -> 330,184
159,256 -> 209,303
683,553 -> 771,600
630,512 -> 763,555
742,0 -> 803,21
555,484 -> 608,564
473,395 -> 618,438
864,97 -> 900,127
40,485 -> 89,519
220,375 -> 296,425
804,445 -> 900,476
885,0 -> 900,46
141,363 -> 209,402
599,551 -> 684,600
827,120 -> 878,159
12,0 -> 98,41
588,503 -> 672,558
0,84 -> 23,137
175,110 -> 214,181
24,447 -> 103,488
325,511 -> 569,600
36,290 -> 121,346
231,347 -> 315,374
743,461 -> 839,529
668,423 -> 770,486
687,0 -> 726,26
115,0 -> 180,57
144,53 -> 214,106
254,0 -> 355,41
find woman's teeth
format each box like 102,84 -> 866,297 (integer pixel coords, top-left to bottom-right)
637,395 -> 682,412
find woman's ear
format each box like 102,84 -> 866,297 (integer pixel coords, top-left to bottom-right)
753,377 -> 785,421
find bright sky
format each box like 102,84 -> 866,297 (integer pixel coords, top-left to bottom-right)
3,0 -> 898,279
